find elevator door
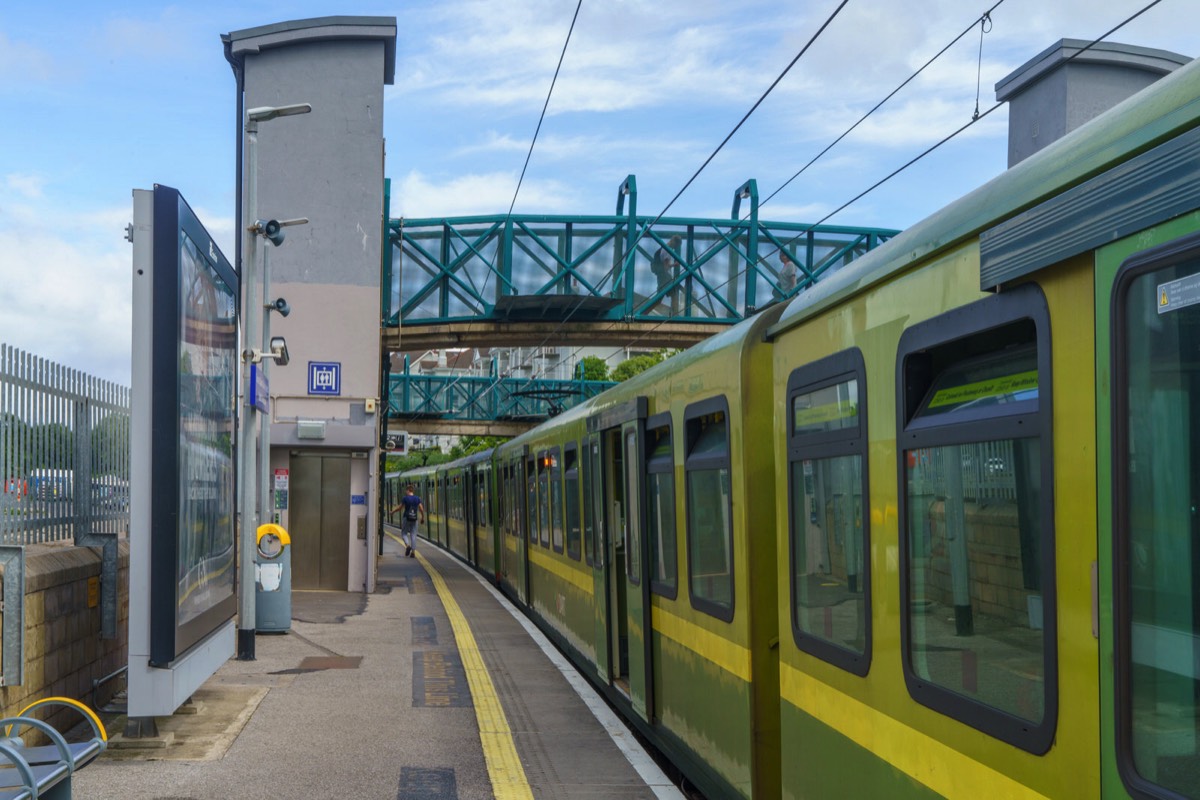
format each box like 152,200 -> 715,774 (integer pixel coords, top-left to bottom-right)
290,452 -> 351,590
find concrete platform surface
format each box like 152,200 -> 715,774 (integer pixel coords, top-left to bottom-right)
72,537 -> 680,799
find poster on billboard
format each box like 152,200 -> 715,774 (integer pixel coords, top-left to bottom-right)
147,185 -> 239,666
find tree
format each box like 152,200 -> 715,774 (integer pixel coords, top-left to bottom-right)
1,414 -> 30,477
449,435 -> 507,459
91,412 -> 130,479
577,356 -> 609,382
612,352 -> 665,382
385,448 -> 450,472
28,423 -> 73,470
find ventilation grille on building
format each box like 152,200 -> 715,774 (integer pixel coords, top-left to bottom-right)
297,420 -> 326,440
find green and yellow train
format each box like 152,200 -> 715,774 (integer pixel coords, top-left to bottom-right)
386,56 -> 1200,800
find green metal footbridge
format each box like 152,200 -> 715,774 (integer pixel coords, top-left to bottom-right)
384,176 -> 898,433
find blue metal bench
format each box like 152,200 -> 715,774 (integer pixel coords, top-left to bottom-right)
0,698 -> 107,799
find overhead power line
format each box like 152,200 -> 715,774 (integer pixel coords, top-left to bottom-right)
505,0 -> 584,220
590,0 -> 1168,364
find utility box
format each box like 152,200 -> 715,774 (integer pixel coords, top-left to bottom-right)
255,523 -> 292,633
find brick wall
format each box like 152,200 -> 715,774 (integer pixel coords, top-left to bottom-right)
0,543 -> 129,739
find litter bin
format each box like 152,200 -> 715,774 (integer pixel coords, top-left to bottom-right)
255,523 -> 291,633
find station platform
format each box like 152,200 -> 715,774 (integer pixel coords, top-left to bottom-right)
73,533 -> 683,799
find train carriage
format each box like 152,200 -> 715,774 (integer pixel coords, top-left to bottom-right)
765,52 -> 1200,800
393,52 -> 1200,800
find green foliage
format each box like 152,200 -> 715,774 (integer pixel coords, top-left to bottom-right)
577,356 -> 609,382
385,447 -> 450,472
28,423 -> 73,469
612,351 -> 670,382
384,434 -> 509,473
91,413 -> 130,479
1,414 -> 30,474
449,435 -> 507,459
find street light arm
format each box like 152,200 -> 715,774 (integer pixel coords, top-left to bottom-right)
247,103 -> 312,122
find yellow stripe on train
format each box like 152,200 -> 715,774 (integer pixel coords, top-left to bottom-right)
652,606 -> 752,683
780,662 -> 1050,800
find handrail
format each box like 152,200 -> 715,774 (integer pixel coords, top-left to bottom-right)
12,697 -> 108,745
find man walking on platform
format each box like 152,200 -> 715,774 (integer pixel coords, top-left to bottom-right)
398,484 -> 425,557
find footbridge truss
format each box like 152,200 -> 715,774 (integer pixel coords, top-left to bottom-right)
383,176 -> 898,432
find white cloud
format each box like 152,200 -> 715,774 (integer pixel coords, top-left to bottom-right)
189,206 -> 236,263
453,130 -> 710,167
0,228 -> 131,386
5,174 -> 44,199
0,32 -> 56,85
97,8 -> 209,62
394,170 -> 580,217
392,0 -> 782,113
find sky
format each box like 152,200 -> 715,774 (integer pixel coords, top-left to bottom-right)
1,0 -> 1196,385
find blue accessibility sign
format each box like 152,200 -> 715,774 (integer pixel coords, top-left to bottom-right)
308,362 -> 341,396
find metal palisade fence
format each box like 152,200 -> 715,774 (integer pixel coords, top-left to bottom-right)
0,344 -> 131,545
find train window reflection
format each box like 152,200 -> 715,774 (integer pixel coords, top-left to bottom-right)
550,449 -> 564,553
897,285 -> 1055,754
565,445 -> 581,561
647,422 -> 677,598
792,457 -> 866,655
686,401 -> 733,621
906,439 -> 1044,723
786,350 -> 869,674
1116,251 -> 1200,797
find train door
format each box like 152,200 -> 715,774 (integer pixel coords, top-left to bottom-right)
466,467 -> 475,564
1100,226 -> 1200,799
516,453 -> 530,604
587,433 -> 611,683
599,420 -> 651,718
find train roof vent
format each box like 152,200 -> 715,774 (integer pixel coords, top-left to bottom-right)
995,38 -> 1191,168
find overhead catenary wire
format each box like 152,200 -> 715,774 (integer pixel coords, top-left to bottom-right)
396,1 -> 583,428
394,0 -> 854,429
587,0 -> 1167,365
504,0 -> 584,223
760,0 -> 1004,208
396,0 -> 1166,436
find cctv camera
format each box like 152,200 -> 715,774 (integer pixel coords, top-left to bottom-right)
269,336 -> 290,367
272,297 -> 291,317
257,219 -> 285,247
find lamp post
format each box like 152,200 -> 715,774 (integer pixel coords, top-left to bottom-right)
238,102 -> 310,662
259,218 -> 306,545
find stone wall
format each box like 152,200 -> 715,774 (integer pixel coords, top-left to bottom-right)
923,500 -> 1036,625
0,543 -> 129,739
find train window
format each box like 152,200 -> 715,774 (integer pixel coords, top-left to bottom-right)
539,454 -> 552,548
896,282 -> 1056,754
564,445 -> 581,561
1113,234 -> 1200,798
526,458 -> 538,546
624,429 -> 642,584
647,417 -> 677,599
550,449 -> 564,553
685,397 -> 733,622
786,349 -> 869,675
588,437 -> 604,569
581,442 -> 594,565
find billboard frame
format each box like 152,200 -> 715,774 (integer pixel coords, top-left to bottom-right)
129,185 -> 237,718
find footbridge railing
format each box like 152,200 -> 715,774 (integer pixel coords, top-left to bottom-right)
385,176 -> 899,328
387,360 -> 617,423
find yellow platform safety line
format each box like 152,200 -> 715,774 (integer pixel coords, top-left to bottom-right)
11,696 -> 108,742
386,531 -> 533,800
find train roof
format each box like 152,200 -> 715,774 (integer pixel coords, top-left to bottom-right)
492,301 -> 786,458
768,54 -> 1200,339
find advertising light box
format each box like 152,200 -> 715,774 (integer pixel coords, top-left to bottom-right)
148,185 -> 239,666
